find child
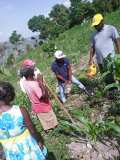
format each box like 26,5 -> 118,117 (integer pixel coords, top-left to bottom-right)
22,67 -> 58,132
0,81 -> 47,160
19,59 -> 43,93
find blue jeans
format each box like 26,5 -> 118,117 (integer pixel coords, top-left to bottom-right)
58,76 -> 85,103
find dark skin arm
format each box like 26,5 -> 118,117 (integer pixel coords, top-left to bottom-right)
56,74 -> 71,84
114,38 -> 120,54
56,74 -> 66,82
55,62 -> 72,84
88,46 -> 95,65
20,107 -> 44,149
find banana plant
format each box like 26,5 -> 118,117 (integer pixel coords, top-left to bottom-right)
0,65 -> 11,76
114,54 -> 120,80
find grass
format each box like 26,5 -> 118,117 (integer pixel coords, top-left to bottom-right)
0,10 -> 120,159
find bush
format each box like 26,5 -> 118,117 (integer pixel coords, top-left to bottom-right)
6,54 -> 15,66
42,42 -> 55,56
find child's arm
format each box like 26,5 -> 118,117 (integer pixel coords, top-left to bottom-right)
20,107 -> 44,148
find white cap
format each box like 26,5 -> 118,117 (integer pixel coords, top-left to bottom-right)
54,50 -> 66,59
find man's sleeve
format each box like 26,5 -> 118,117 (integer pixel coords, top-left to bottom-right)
51,63 -> 58,74
111,26 -> 119,40
65,58 -> 70,66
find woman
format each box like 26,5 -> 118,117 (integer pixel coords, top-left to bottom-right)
0,81 -> 47,160
19,59 -> 43,93
22,67 -> 58,131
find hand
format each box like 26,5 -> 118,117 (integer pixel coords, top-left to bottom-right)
65,80 -> 71,85
38,142 -> 44,150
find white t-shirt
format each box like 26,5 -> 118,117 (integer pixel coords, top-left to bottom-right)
91,25 -> 119,64
19,67 -> 41,93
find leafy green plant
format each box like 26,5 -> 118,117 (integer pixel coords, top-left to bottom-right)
103,83 -> 119,93
42,41 -> 55,56
6,54 -> 15,66
0,66 -> 11,76
66,108 -> 108,141
114,54 -> 120,80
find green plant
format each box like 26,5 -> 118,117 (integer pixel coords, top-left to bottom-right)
42,41 -> 55,56
6,54 -> 15,66
115,54 -> 120,80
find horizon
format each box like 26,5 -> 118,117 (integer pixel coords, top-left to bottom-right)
0,0 -> 71,43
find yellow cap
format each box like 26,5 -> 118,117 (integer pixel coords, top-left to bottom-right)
91,14 -> 103,27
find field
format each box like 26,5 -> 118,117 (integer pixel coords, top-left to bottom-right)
0,10 -> 120,159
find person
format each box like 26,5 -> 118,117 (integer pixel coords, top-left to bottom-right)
22,67 -> 58,132
51,50 -> 90,103
19,59 -> 43,93
0,81 -> 47,160
88,13 -> 120,84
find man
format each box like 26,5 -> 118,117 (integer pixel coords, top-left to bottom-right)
51,50 -> 89,103
88,13 -> 120,83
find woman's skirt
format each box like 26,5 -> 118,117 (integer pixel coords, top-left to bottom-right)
37,109 -> 58,130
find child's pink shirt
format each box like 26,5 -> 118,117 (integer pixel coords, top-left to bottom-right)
23,80 -> 51,113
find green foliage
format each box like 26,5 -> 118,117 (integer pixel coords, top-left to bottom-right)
14,91 -> 30,108
0,66 -> 11,77
104,83 -> 119,93
115,54 -> 120,80
2,10 -> 120,159
70,0 -> 95,26
93,0 -> 120,13
28,0 -> 120,40
54,23 -> 91,60
28,15 -> 45,32
49,4 -> 70,30
28,15 -> 63,40
9,30 -> 22,45
99,54 -> 120,93
42,41 -> 55,55
68,108 -> 107,141
6,54 -> 15,66
28,15 -> 49,39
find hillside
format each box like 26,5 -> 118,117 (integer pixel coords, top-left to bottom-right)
2,10 -> 119,83
0,10 -> 120,160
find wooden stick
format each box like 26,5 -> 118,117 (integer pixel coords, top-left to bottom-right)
43,79 -> 75,124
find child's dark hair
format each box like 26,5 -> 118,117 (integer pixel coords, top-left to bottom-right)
21,67 -> 34,79
0,82 -> 15,104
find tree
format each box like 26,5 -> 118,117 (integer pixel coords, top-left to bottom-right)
110,0 -> 120,11
92,0 -> 120,13
9,30 -> 22,45
28,15 -> 51,39
70,0 -> 95,26
48,22 -> 63,38
49,4 -> 70,30
28,15 -> 45,32
0,44 -> 4,58
93,0 -> 111,13
28,15 -> 63,40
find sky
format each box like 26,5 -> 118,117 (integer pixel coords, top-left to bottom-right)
0,0 -> 71,42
